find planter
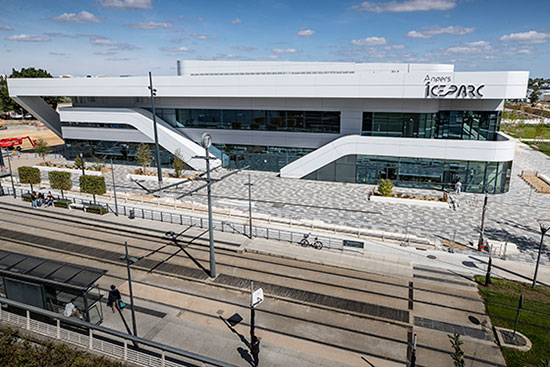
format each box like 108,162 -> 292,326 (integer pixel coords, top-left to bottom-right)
34,166 -> 103,176
127,174 -> 190,184
85,205 -> 108,215
53,199 -> 72,209
370,195 -> 449,208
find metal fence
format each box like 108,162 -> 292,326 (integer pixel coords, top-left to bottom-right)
1,183 -> 441,251
0,296 -> 237,367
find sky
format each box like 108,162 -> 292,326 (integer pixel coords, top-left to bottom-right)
0,0 -> 549,78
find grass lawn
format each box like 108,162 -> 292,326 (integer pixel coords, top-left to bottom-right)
501,123 -> 550,140
474,275 -> 550,367
530,142 -> 550,156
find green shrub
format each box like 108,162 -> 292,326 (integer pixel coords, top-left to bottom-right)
22,194 -> 32,202
18,166 -> 41,191
53,200 -> 71,208
48,171 -> 72,198
79,175 -> 106,204
377,179 -> 394,197
85,205 -> 107,215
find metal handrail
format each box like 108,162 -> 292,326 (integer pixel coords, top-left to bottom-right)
0,296 -> 237,367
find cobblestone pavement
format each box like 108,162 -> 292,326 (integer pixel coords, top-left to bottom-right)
6,141 -> 550,264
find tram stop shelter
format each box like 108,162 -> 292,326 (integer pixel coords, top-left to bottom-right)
0,250 -> 107,324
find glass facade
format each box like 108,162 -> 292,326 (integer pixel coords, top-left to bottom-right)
362,111 -> 501,141
216,144 -> 314,172
304,155 -> 512,194
63,139 -> 175,167
153,108 -> 341,133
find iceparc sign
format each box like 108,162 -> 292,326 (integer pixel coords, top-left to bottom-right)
424,75 -> 485,98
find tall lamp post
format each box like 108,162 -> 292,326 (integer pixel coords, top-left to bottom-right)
119,241 -> 138,337
110,158 -> 119,216
244,174 -> 253,239
532,220 -> 550,288
477,190 -> 488,251
79,153 -> 85,177
200,133 -> 216,278
148,71 -> 163,186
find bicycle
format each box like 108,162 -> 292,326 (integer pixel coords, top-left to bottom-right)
299,233 -> 323,250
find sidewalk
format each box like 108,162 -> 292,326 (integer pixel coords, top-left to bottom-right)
2,194 -> 549,286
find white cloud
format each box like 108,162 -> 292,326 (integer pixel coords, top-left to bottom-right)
273,48 -> 297,54
45,32 -> 78,38
0,25 -> 14,31
94,50 -> 118,56
266,55 -> 279,60
443,40 -> 491,54
499,30 -> 547,44
405,25 -> 474,39
191,32 -> 208,40
98,0 -> 152,9
232,18 -> 242,24
352,0 -> 456,13
160,46 -> 193,55
126,21 -> 172,30
50,11 -> 102,23
232,45 -> 255,51
86,35 -> 138,51
384,44 -> 406,50
517,49 -> 532,54
351,36 -> 386,46
297,29 -> 315,37
6,34 -> 50,42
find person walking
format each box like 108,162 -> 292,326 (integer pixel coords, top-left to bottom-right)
251,336 -> 260,366
455,179 -> 462,195
107,285 -> 122,313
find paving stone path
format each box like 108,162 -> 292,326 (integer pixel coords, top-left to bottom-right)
10,141 -> 550,265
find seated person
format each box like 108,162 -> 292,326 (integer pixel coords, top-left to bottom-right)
45,191 -> 54,207
37,192 -> 45,207
31,191 -> 38,208
64,300 -> 82,319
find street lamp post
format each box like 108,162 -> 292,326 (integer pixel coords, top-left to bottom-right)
110,158 -> 118,216
120,241 -> 138,337
477,190 -> 488,251
79,153 -> 85,177
200,133 -> 216,278
148,71 -> 163,186
244,174 -> 253,239
532,220 -> 550,288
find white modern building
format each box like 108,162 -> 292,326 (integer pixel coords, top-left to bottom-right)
8,60 -> 528,193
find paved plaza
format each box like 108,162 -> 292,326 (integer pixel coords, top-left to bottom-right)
3,140 -> 550,266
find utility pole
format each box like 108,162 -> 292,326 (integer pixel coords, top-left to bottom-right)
110,158 -> 118,216
244,174 -> 253,239
148,71 -> 163,186
477,191 -> 488,251
532,221 -> 550,288
485,248 -> 492,286
250,280 -> 256,343
121,241 -> 138,337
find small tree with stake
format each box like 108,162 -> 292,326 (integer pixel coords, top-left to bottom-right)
136,143 -> 152,175
48,171 -> 72,199
18,166 -> 41,192
79,175 -> 106,205
34,138 -> 50,161
172,149 -> 185,178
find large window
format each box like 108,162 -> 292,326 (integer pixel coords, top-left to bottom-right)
362,111 -> 501,141
215,144 -> 314,172
154,108 -> 340,133
304,155 -> 512,194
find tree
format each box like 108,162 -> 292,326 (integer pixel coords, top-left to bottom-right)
18,166 -> 41,192
34,138 -> 50,161
1,67 -> 63,113
172,149 -> 185,178
136,143 -> 152,174
48,171 -> 72,199
377,179 -> 394,197
534,122 -> 546,142
74,155 -> 83,170
529,83 -> 542,105
79,175 -> 106,205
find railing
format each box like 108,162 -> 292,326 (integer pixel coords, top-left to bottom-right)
0,296 -> 237,367
1,183 -> 442,251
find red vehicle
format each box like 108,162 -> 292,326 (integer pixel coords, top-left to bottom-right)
0,136 -> 37,151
